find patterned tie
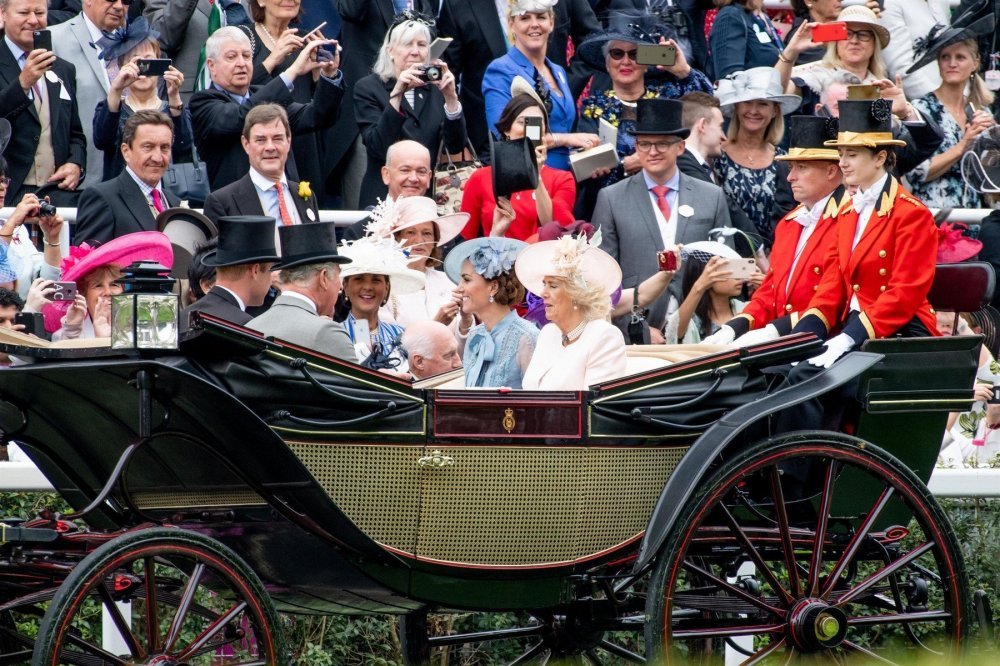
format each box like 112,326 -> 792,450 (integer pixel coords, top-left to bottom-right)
274,181 -> 295,226
151,189 -> 166,213
651,185 -> 671,221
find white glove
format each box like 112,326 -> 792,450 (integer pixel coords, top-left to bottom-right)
733,324 -> 780,348
702,325 -> 736,346
806,333 -> 856,369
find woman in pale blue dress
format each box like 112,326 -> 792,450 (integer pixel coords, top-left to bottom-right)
444,238 -> 537,388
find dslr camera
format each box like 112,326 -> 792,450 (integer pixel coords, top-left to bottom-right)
37,199 -> 57,217
416,64 -> 442,83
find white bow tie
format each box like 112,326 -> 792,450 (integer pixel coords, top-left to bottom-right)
852,188 -> 879,214
794,206 -> 820,228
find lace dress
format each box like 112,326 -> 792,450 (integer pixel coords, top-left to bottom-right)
463,310 -> 538,389
909,93 -> 982,209
714,148 -> 787,241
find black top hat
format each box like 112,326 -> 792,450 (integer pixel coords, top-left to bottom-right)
0,119 -> 10,155
908,0 -> 995,74
156,207 -> 218,279
490,135 -> 539,199
627,98 -> 690,138
775,115 -> 840,161
201,216 -> 281,267
825,99 -> 906,148
272,222 -> 352,270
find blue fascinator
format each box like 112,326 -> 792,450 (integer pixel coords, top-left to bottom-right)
97,17 -> 161,63
444,237 -> 528,285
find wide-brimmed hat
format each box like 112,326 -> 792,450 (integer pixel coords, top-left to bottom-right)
367,196 -> 467,247
825,98 -> 906,148
0,119 -> 10,155
715,67 -> 802,117
201,216 -> 281,267
775,115 -> 841,161
514,233 -> 622,297
42,231 -> 174,332
156,207 -> 217,279
338,235 -> 427,295
272,222 -> 351,270
443,237 -> 528,284
628,98 -> 690,137
907,3 -> 995,74
96,16 -> 161,62
490,135 -> 539,198
681,240 -> 741,263
835,5 -> 890,49
937,223 -> 983,263
576,11 -> 666,70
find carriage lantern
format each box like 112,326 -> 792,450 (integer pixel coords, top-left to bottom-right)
110,261 -> 179,350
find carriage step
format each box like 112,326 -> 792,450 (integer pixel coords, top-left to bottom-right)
974,590 -> 994,640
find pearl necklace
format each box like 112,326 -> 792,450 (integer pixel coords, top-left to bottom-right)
561,319 -> 588,346
258,22 -> 279,50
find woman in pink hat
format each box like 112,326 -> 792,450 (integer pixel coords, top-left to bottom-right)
46,231 -> 174,341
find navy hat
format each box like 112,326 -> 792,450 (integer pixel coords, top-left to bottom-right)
908,0 -> 995,74
201,216 -> 281,267
576,11 -> 669,70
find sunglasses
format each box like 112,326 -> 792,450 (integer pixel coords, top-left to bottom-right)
608,48 -> 638,62
105,0 -> 134,5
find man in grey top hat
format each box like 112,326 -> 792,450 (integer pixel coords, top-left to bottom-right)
247,221 -> 354,361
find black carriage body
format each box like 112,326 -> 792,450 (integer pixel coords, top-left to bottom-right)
0,317 -> 981,617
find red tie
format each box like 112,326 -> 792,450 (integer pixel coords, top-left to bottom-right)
274,182 -> 295,226
151,189 -> 165,213
651,185 -> 671,221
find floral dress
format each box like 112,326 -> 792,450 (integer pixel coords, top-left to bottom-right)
909,93 -> 982,209
714,148 -> 787,242
579,73 -> 714,189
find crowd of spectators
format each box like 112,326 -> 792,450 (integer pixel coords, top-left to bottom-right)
0,0 -> 1000,458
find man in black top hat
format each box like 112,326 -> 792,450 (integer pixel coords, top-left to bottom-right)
593,97 -> 736,334
180,216 -> 280,333
247,221 -> 354,361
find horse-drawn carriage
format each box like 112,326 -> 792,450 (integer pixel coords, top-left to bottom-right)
0,304 -> 985,664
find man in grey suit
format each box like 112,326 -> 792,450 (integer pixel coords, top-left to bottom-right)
51,0 -> 126,186
593,98 -> 735,332
248,221 -> 355,361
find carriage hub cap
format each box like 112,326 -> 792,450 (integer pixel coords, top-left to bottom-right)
788,599 -> 848,651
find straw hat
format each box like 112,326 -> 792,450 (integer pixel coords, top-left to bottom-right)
338,235 -> 427,295
715,67 -> 802,117
364,196 -> 467,247
514,232 -> 621,297
443,237 -> 528,284
835,5 -> 890,49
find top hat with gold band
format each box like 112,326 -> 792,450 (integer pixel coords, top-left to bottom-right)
824,98 -> 906,148
775,116 -> 840,161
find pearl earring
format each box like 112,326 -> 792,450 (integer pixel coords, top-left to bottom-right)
489,294 -> 495,303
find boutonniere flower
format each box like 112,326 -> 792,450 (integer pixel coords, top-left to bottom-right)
298,181 -> 312,198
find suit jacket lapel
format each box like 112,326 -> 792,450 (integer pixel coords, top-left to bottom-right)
118,172 -> 157,232
235,175 -> 265,216
674,174 -> 697,245
471,0 -> 507,57
630,175 -> 663,251
0,43 -> 40,122
71,17 -> 110,93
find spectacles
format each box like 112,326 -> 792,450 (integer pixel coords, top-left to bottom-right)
104,0 -> 134,5
636,140 -> 680,153
608,48 -> 638,61
846,29 -> 875,43
0,177 -> 10,188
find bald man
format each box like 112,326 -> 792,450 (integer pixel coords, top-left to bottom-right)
401,320 -> 462,380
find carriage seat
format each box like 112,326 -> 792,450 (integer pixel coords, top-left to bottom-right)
928,262 -> 995,316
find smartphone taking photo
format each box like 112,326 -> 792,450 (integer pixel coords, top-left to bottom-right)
32,30 -> 52,53
635,43 -> 677,67
524,116 -> 543,146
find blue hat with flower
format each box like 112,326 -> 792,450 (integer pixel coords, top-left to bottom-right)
97,17 -> 160,62
443,237 -> 528,285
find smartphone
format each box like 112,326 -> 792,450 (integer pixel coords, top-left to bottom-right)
812,22 -> 848,43
724,258 -> 758,281
657,250 -> 677,272
302,20 -> 328,41
635,43 -> 677,67
51,281 -> 78,302
136,58 -> 172,76
32,29 -> 52,52
429,37 -> 453,62
990,385 -> 1000,405
14,312 -> 44,337
524,116 -> 543,145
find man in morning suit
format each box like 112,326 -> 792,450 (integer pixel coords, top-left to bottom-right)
50,0 -> 126,185
247,221 -> 354,361
202,104 -> 320,237
188,26 -> 344,191
0,0 -> 86,204
593,98 -> 734,332
181,215 -> 281,333
74,110 -> 178,244
702,116 -> 846,346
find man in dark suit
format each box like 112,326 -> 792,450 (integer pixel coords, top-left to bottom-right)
74,110 -> 179,244
202,104 -> 320,232
189,27 -> 345,190
0,0 -> 87,204
438,0 -> 601,155
181,216 -> 281,333
593,99 -> 737,331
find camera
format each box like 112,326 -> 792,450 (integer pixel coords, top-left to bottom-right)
37,199 -> 57,217
416,64 -> 442,83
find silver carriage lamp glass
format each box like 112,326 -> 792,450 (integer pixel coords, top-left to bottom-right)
110,262 -> 179,350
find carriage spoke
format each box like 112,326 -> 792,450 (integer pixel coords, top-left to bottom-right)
142,556 -> 160,654
96,583 -> 143,658
62,630 -> 130,665
174,600 -> 247,660
163,562 -> 205,654
766,466 -> 801,599
682,560 -> 786,617
719,503 -> 795,607
739,636 -> 785,666
807,460 -> 836,598
834,542 -> 934,607
598,638 -> 645,663
820,485 -> 895,600
509,640 -> 547,665
841,640 -> 900,665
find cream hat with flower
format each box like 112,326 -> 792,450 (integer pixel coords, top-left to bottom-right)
514,231 -> 621,297
338,235 -> 427,294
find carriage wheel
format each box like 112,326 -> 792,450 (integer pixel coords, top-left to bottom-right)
645,433 -> 968,664
32,527 -> 287,666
